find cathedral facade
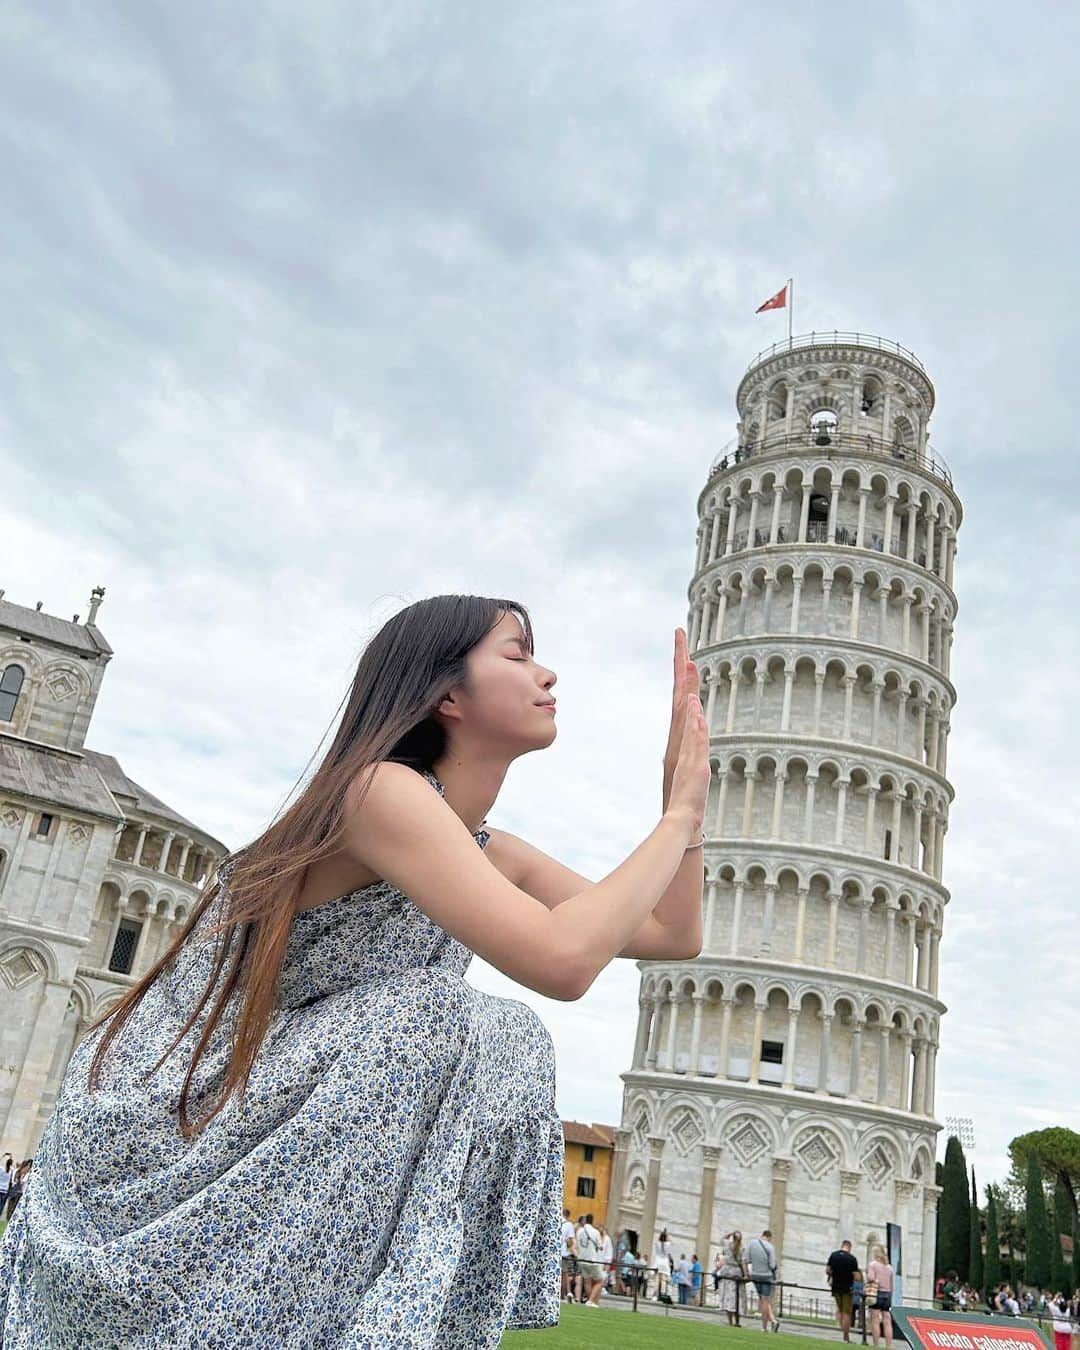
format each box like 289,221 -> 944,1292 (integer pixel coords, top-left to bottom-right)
609,333 -> 961,1300
0,586 -> 227,1158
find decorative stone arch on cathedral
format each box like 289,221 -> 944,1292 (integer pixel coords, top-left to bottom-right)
788,1118 -> 850,1182
0,934 -> 60,986
41,659 -> 92,706
720,1106 -> 779,1170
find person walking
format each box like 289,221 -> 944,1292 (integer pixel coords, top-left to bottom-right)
748,1228 -> 779,1331
0,605 -> 713,1348
866,1243 -> 895,1349
827,1239 -> 860,1343
560,1208 -> 577,1303
578,1213 -> 605,1307
719,1230 -> 748,1326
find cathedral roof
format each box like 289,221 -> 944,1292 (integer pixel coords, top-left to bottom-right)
0,598 -> 112,656
0,738 -> 122,820
82,750 -> 216,839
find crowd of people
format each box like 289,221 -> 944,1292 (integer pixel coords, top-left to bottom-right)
0,1155 -> 32,1223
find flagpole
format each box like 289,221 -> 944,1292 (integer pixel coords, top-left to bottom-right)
788,277 -> 793,346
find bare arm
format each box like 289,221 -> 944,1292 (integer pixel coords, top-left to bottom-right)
339,762 -> 696,1001
484,828 -> 701,960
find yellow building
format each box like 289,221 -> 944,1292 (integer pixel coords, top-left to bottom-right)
562,1120 -> 618,1227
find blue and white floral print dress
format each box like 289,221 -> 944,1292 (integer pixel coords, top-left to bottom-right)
0,769 -> 564,1348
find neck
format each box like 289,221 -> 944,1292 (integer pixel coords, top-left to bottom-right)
430,752 -> 509,834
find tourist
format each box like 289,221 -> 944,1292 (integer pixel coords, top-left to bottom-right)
748,1227 -> 779,1331
826,1238 -> 859,1343
1048,1292 -> 1073,1350
0,1157 -> 12,1216
690,1253 -> 703,1306
598,1224 -> 614,1293
674,1252 -> 692,1304
866,1243 -> 895,1349
713,1250 -> 724,1292
719,1230 -> 748,1326
618,1244 -> 636,1296
3,1162 -> 31,1223
0,606 -> 714,1345
560,1208 -> 577,1302
577,1213 -> 605,1307
657,1227 -> 675,1298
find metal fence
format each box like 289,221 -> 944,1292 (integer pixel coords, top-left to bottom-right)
744,333 -> 927,376
596,1267 -> 1076,1341
707,428 -> 953,489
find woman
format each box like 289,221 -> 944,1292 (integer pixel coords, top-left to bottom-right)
0,598 -> 710,1348
656,1227 -> 674,1298
1048,1292 -> 1073,1350
867,1244 -> 895,1349
3,1163 -> 31,1224
719,1230 -> 748,1326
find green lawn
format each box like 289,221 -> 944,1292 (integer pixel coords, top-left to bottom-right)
502,1304 -> 837,1348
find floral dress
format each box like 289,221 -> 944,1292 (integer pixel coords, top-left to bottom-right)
0,768 -> 564,1348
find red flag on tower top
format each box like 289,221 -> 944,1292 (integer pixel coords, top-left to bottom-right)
756,283 -> 788,313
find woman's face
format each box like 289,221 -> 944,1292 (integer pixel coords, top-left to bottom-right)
439,610 -> 558,755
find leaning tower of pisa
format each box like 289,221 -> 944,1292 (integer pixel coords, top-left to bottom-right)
608,332 -> 961,1300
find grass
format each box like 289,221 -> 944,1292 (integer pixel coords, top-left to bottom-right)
501,1303 -> 838,1348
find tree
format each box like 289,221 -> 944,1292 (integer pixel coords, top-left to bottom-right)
969,1168 -> 984,1292
1072,1212 -> 1080,1294
1009,1128 -> 1080,1219
937,1136 -> 971,1279
1050,1180 -> 1071,1292
1025,1149 -> 1051,1288
984,1186 -> 1001,1291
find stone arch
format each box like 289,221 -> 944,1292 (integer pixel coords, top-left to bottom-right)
0,934 -> 60,984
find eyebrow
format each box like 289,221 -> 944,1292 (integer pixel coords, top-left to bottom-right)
501,636 -> 528,649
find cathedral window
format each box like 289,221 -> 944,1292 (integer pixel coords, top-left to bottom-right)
0,664 -> 24,721
761,1040 -> 784,1064
35,813 -> 54,838
108,918 -> 142,974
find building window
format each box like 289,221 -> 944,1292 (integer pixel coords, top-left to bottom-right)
108,919 -> 142,975
0,665 -> 25,722
884,829 -> 893,860
761,1040 -> 784,1064
583,1145 -> 595,1162
35,813 -> 54,838
576,1176 -> 596,1198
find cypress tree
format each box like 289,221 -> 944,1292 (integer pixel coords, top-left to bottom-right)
984,1187 -> 1001,1291
1072,1212 -> 1080,1294
938,1136 -> 971,1280
1051,1180 -> 1071,1292
969,1168 -> 983,1292
1025,1150 -> 1051,1288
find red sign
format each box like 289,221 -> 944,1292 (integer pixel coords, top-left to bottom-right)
906,1313 -> 1050,1350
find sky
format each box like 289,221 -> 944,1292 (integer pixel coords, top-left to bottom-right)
2,0 -> 1078,1193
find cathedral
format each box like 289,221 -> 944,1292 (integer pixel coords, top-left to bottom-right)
0,585 -> 228,1158
608,332 -> 961,1301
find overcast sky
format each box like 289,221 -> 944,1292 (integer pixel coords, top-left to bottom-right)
2,1 -> 1077,1192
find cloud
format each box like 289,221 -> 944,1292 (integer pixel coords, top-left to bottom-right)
1,0 -> 1077,1191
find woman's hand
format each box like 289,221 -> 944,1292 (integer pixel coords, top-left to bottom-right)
665,656 -> 710,844
663,628 -> 700,810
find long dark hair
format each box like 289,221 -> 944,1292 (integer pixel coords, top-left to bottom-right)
86,594 -> 534,1138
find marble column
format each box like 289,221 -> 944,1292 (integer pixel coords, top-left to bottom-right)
696,1144 -> 722,1263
